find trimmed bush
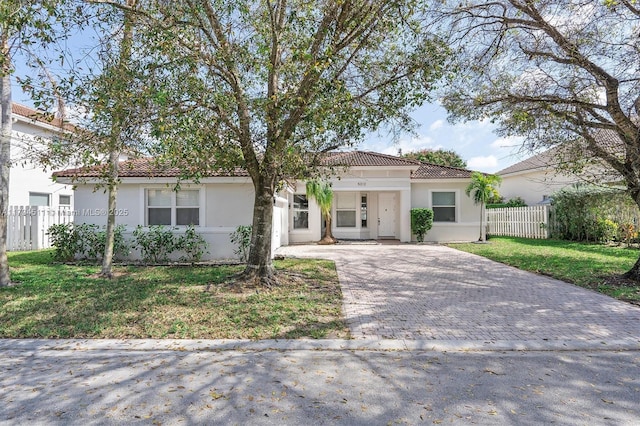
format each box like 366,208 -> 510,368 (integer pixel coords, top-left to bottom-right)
410,208 -> 433,243
48,223 -> 81,262
132,225 -> 180,264
176,224 -> 209,263
47,223 -> 129,262
487,197 -> 527,209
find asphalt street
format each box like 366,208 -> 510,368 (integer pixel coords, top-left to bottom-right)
0,341 -> 639,425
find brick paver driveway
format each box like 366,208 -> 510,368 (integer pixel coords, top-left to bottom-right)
276,243 -> 640,347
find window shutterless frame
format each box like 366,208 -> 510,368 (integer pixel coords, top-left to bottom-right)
146,189 -> 200,226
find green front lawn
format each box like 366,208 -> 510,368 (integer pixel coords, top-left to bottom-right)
0,250 -> 348,339
449,237 -> 640,304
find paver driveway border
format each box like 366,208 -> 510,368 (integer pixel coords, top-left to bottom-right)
276,242 -> 640,351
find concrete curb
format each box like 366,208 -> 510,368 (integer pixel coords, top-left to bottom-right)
1,338 -> 638,353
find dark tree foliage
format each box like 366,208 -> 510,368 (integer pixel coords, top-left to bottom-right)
403,148 -> 467,168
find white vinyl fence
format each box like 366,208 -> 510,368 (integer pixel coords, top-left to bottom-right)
486,205 -> 550,239
7,206 -> 74,251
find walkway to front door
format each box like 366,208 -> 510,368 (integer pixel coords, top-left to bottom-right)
275,243 -> 640,348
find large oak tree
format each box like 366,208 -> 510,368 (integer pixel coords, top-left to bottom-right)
106,0 -> 449,286
436,0 -> 640,279
0,1 -> 77,286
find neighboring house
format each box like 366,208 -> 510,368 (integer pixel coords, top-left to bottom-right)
10,104 -> 75,209
496,149 -> 576,205
498,133 -> 625,205
54,151 -> 481,260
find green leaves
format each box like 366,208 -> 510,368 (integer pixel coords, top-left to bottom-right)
403,149 -> 467,168
410,208 -> 434,243
466,171 -> 502,206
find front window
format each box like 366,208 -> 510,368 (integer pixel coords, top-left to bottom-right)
59,194 -> 72,206
29,192 -> 50,207
293,195 -> 309,229
176,190 -> 200,225
147,189 -> 199,226
361,194 -> 368,228
432,191 -> 456,222
336,192 -> 356,227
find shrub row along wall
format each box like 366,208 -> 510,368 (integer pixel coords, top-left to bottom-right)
48,224 -> 209,264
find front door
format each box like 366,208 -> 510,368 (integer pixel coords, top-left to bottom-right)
378,193 -> 397,238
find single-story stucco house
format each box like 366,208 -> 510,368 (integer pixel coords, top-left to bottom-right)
54,151 -> 482,260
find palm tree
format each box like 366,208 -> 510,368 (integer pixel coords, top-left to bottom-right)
306,180 -> 337,245
465,171 -> 502,242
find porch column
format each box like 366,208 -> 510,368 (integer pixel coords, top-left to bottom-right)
399,189 -> 411,242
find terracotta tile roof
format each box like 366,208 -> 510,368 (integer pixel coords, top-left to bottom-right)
412,163 -> 474,179
54,150 -> 475,180
12,103 -> 76,131
320,151 -> 422,167
53,158 -> 249,179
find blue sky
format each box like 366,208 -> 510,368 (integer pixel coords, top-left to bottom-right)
362,102 -> 528,173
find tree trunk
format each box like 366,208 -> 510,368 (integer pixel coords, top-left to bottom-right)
623,193 -> 640,281
243,182 -> 276,287
0,38 -> 12,287
100,1 -> 134,278
623,255 -> 640,281
319,214 -> 336,244
478,202 -> 484,242
100,150 -> 120,278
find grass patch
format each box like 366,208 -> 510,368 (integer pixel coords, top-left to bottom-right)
449,237 -> 640,304
0,250 -> 349,339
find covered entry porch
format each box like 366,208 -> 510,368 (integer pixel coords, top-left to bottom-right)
288,187 -> 412,244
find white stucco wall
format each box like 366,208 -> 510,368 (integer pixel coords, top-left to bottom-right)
9,119 -> 74,209
411,181 -> 481,242
499,170 -> 580,206
70,179 -> 271,260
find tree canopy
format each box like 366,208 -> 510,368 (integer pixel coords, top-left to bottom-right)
106,0 -> 450,285
0,0 -> 78,287
403,148 -> 466,168
437,0 -> 640,276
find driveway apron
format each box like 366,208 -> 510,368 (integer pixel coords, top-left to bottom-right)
276,244 -> 640,347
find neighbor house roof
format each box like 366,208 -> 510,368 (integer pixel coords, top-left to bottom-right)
497,129 -> 627,176
496,149 -> 562,175
54,150 -> 475,180
12,103 -> 77,132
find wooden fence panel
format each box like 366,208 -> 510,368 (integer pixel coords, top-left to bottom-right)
486,205 -> 550,239
6,206 -> 73,251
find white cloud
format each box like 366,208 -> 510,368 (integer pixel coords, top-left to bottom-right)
468,155 -> 498,171
489,136 -> 522,150
429,120 -> 443,131
380,135 -> 441,156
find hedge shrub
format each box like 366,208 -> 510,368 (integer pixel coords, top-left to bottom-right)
410,208 -> 434,243
550,186 -> 638,243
